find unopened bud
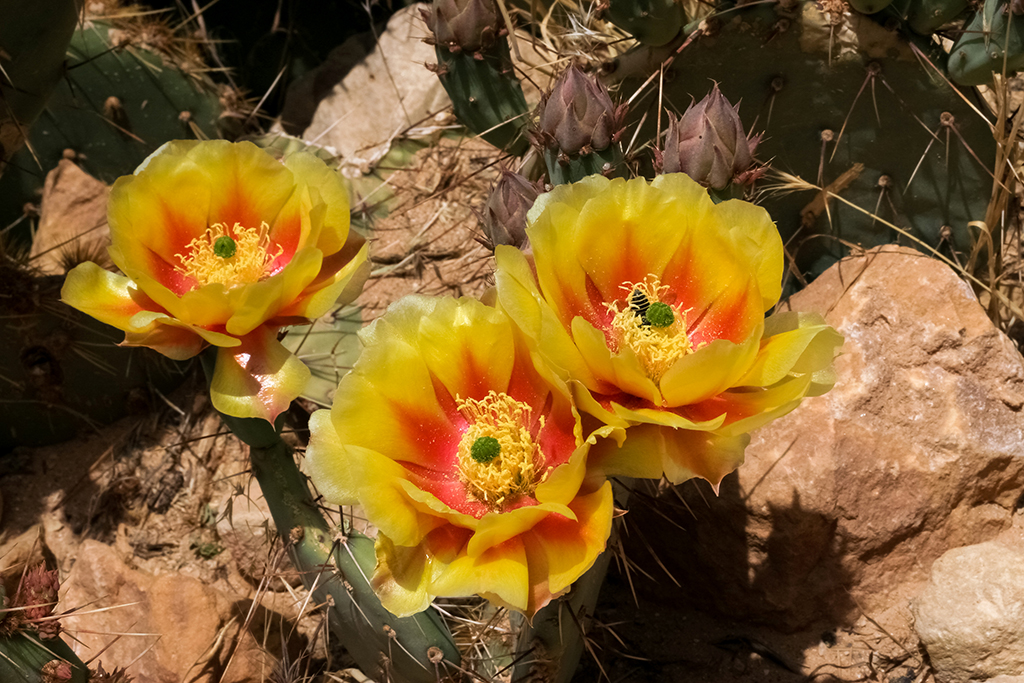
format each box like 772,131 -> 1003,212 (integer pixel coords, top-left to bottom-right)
482,170 -> 540,249
661,84 -> 762,190
535,65 -> 625,156
422,0 -> 503,53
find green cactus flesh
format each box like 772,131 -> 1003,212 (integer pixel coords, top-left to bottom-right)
948,0 -> 1024,85
280,305 -> 363,409
434,42 -> 530,154
846,0 -> 897,15
888,0 -> 971,35
0,0 -> 81,178
617,1 -> 994,281
0,18 -> 225,240
0,632 -> 89,683
543,145 -> 624,186
605,0 -> 684,46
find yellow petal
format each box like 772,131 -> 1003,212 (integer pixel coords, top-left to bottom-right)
210,325 -> 310,422
738,311 -> 845,387
589,423 -> 748,487
659,330 -> 762,406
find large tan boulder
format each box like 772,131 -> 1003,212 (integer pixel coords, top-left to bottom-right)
632,246 -> 1024,631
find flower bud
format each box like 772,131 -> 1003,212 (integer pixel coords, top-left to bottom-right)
661,84 -> 762,190
482,170 -> 540,249
535,65 -> 624,156
422,0 -> 503,54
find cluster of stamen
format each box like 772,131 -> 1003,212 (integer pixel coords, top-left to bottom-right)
455,391 -> 546,509
605,275 -> 695,383
175,221 -> 282,288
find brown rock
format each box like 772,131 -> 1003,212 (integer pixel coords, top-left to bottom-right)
60,540 -> 280,682
633,246 -> 1024,631
302,6 -> 451,168
30,160 -> 110,275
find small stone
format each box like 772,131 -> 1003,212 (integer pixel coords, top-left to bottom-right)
912,541 -> 1024,683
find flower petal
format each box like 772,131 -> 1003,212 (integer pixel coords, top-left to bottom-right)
494,245 -> 606,391
521,481 -> 613,610
659,329 -> 762,406
210,325 -> 310,422
589,423 -> 748,487
738,311 -> 845,387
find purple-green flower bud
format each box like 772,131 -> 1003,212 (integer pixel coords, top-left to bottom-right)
535,65 -> 625,156
660,84 -> 762,190
482,169 -> 540,249
422,0 -> 504,54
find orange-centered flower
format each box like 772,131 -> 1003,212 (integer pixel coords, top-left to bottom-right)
61,140 -> 370,422
305,295 -> 615,617
495,173 -> 842,487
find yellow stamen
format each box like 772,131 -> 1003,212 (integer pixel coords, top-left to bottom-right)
456,390 -> 546,509
606,274 -> 696,383
175,221 -> 282,288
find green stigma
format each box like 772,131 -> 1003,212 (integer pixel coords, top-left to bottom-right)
471,436 -> 501,464
645,302 -> 675,328
213,235 -> 237,259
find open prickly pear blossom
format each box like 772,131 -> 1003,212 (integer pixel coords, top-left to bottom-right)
305,295 -> 616,617
495,173 -> 842,487
61,140 -> 370,423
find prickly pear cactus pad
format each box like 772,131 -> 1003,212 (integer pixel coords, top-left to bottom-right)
0,0 -> 80,177
0,16 -> 231,236
617,1 -> 995,279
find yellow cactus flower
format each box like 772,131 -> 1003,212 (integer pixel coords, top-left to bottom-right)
61,140 -> 370,423
305,295 -> 615,617
495,173 -> 842,487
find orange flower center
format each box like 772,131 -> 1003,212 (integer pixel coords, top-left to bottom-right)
456,391 -> 545,509
605,275 -> 695,383
175,221 -> 282,288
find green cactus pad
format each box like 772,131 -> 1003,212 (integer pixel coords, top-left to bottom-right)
0,632 -> 88,683
544,145 -> 623,185
847,0 -> 897,14
617,1 -> 994,281
0,269 -> 186,450
892,0 -> 971,35
0,18 -> 226,240
434,42 -> 530,154
280,305 -> 363,409
948,0 -> 1024,85
0,0 -> 81,178
605,0 -> 684,46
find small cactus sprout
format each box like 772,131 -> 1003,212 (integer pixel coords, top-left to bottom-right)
534,65 -> 627,184
659,84 -> 763,197
482,169 -> 541,250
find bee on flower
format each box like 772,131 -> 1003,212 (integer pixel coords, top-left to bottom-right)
495,173 -> 842,488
